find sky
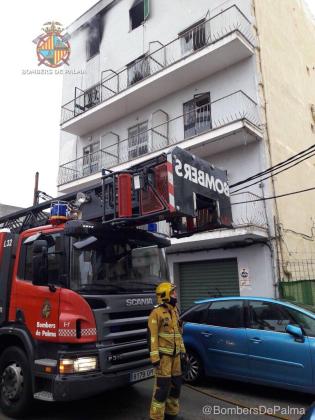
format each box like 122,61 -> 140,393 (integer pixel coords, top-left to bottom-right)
0,0 -> 315,208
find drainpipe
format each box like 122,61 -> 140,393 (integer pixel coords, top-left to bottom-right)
252,0 -> 286,289
260,181 -> 279,298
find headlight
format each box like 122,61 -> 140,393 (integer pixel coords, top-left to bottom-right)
59,356 -> 98,374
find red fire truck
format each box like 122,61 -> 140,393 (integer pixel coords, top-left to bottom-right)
0,147 -> 231,417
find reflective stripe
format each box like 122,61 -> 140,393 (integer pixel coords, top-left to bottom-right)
152,400 -> 165,408
158,347 -> 174,354
159,333 -> 181,338
150,350 -> 159,356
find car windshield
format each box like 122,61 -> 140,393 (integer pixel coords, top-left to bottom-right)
70,239 -> 168,294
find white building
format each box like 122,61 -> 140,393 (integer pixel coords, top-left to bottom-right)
58,0 -> 314,309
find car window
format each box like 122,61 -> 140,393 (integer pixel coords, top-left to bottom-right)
181,303 -> 209,324
206,300 -> 243,328
286,307 -> 315,338
248,301 -> 294,333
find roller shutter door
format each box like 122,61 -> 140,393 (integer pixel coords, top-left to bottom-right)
179,258 -> 239,311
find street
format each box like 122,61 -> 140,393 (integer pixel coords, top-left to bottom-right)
1,377 -> 313,420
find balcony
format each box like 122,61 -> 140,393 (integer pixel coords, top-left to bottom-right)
61,5 -> 255,136
58,90 -> 262,190
169,191 -> 269,251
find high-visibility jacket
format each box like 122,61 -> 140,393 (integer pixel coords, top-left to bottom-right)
147,303 -> 186,364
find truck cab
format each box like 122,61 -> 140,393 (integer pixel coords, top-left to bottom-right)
0,221 -> 170,417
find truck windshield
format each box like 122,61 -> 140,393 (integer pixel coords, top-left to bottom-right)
70,241 -> 169,294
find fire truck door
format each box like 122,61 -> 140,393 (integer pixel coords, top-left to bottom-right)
12,232 -> 62,341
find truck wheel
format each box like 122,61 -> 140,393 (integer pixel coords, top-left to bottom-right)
184,350 -> 204,384
0,347 -> 33,418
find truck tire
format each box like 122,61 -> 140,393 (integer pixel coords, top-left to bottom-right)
0,346 -> 33,418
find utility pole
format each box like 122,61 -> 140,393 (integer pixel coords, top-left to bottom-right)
33,172 -> 39,206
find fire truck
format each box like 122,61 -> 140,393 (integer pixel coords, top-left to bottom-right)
0,147 -> 231,417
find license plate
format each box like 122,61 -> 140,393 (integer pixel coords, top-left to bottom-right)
130,367 -> 154,382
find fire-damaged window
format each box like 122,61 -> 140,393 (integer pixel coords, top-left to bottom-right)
128,121 -> 148,159
183,93 -> 212,138
127,54 -> 150,86
18,233 -> 64,283
86,14 -> 103,60
130,0 -> 150,30
180,19 -> 207,55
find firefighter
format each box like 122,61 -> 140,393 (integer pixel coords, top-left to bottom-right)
148,282 -> 186,420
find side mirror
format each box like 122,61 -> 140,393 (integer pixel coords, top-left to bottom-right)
286,324 -> 304,339
32,240 -> 48,286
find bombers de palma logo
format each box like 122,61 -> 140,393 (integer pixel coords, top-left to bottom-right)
42,300 -> 52,319
33,21 -> 70,68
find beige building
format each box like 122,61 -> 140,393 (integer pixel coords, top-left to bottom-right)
254,0 -> 315,284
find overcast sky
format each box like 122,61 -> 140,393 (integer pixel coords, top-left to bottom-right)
0,0 -> 314,208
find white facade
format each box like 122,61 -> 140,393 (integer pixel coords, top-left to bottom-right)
59,0 -> 276,302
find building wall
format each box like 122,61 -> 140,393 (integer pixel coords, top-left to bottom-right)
63,0 -> 253,101
254,0 -> 315,261
168,243 -> 276,305
59,0 -> 256,167
60,56 -> 259,166
58,0 -> 278,298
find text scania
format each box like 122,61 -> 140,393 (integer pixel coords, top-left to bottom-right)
126,298 -> 153,306
174,159 -> 230,197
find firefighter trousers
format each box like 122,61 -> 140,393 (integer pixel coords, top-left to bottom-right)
150,354 -> 182,420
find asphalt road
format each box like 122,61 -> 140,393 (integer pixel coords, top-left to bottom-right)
0,377 -> 314,420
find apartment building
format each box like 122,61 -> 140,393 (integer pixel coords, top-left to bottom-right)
58,0 -> 315,309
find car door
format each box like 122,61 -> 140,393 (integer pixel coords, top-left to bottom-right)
246,300 -> 312,387
182,303 -> 210,362
200,299 -> 250,379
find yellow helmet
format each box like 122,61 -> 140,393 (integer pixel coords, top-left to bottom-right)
156,282 -> 176,304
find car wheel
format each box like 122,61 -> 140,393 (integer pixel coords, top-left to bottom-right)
0,347 -> 33,418
184,350 -> 204,384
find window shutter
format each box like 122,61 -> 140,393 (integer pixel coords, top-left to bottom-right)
144,0 -> 150,20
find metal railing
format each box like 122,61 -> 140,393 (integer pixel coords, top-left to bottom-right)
58,90 -> 259,186
230,191 -> 268,229
61,5 -> 255,124
58,90 -> 259,185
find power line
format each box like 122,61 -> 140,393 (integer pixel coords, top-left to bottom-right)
230,143 -> 315,189
231,185 -> 315,206
231,150 -> 315,194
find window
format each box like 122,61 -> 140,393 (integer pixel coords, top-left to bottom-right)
180,19 -> 206,55
286,307 -> 315,338
128,121 -> 148,159
84,85 -> 101,110
183,93 -> 211,138
87,14 -> 102,60
129,0 -> 149,30
83,142 -> 100,176
18,233 -> 64,283
248,301 -> 294,333
207,300 -> 244,328
127,55 -> 150,86
181,303 -> 209,324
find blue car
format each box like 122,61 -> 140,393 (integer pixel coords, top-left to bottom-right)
182,297 -> 315,393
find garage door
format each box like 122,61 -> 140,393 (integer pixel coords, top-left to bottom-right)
179,258 -> 240,311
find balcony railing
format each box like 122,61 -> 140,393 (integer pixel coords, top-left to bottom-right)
230,192 -> 268,229
58,90 -> 260,186
61,5 -> 255,125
